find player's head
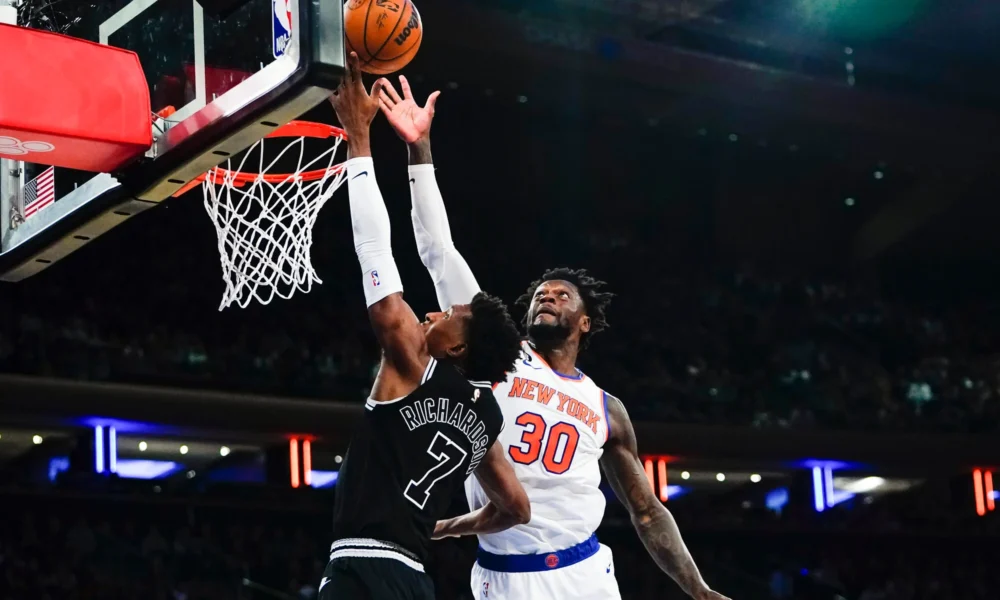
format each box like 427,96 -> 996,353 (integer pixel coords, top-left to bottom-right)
517,267 -> 614,351
422,291 -> 521,383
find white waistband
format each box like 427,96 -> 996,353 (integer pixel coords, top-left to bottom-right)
329,538 -> 424,573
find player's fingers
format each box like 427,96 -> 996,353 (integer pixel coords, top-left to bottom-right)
369,77 -> 385,102
379,89 -> 396,108
384,79 -> 403,104
400,75 -> 414,100
424,91 -> 441,114
375,79 -> 394,102
378,98 -> 392,116
346,51 -> 360,82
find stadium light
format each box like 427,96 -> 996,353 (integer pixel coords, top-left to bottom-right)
94,426 -> 104,473
311,470 -> 339,488
179,445 -> 189,455
290,438 -> 300,488
220,446 -> 231,457
303,440 -> 313,487
973,469 -> 995,516
657,459 -> 668,502
974,469 -> 985,516
109,427 -> 117,474
117,459 -> 181,479
812,467 -> 825,512
841,476 -> 884,494
750,473 -> 762,483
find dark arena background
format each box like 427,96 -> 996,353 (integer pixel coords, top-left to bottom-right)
3,0 -> 1000,598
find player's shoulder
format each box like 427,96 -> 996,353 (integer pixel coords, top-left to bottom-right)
429,361 -> 500,402
467,380 -> 500,411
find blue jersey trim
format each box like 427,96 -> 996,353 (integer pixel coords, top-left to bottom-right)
476,534 -> 599,573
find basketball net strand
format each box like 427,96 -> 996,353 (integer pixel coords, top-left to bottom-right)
202,134 -> 346,310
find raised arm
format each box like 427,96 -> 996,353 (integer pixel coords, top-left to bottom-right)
378,76 -> 482,310
332,54 -> 428,389
433,441 -> 530,539
599,393 -> 731,600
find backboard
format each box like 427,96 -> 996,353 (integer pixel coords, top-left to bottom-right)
0,0 -> 345,281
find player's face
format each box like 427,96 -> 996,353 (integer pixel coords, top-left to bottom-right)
526,280 -> 590,342
423,304 -> 472,360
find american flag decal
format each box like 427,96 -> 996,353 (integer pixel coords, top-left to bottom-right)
23,167 -> 55,219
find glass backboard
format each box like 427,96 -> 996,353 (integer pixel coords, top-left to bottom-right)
0,0 -> 345,281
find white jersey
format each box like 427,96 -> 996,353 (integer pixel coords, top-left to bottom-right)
466,341 -> 611,554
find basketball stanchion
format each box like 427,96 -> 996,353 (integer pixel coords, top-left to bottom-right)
174,121 -> 349,310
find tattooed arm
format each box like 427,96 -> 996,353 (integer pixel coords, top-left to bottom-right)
599,393 -> 731,600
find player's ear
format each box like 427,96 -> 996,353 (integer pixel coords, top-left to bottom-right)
579,314 -> 591,334
447,342 -> 468,360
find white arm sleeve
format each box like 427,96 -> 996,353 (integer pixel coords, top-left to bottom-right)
347,157 -> 404,308
408,163 -> 481,309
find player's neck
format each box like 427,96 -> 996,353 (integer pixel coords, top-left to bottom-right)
530,339 -> 580,377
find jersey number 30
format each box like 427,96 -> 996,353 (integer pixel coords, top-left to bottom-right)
404,432 -> 468,509
508,412 -> 580,474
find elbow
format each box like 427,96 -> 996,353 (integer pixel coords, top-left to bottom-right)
510,494 -> 531,525
496,491 -> 530,526
630,505 -> 660,530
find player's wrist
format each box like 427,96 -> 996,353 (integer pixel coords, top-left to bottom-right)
407,137 -> 433,165
347,133 -> 372,158
432,518 -> 454,539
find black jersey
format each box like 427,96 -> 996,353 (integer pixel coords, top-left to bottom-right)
331,358 -> 503,565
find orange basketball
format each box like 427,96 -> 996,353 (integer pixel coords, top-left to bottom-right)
344,0 -> 423,75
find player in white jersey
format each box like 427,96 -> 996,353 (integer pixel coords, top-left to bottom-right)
375,76 -> 731,600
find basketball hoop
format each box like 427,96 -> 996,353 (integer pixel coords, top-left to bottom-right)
180,121 -> 348,310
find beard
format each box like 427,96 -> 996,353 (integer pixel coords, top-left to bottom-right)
527,319 -> 571,344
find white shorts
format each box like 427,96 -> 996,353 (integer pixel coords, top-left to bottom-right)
471,543 -> 621,600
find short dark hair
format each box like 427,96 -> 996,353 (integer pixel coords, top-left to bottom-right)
516,267 -> 614,350
463,291 -> 522,384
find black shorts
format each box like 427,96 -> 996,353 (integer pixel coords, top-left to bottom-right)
319,556 -> 435,600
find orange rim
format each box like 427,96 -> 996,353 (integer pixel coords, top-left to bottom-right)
172,121 -> 348,197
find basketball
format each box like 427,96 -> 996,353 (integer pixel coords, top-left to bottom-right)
344,0 -> 423,75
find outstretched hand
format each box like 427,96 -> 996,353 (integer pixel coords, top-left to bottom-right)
330,52 -> 385,141
377,75 -> 440,144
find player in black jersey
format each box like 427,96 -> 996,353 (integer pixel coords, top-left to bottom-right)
321,53 -> 530,600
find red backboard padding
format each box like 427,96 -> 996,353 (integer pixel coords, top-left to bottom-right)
0,24 -> 152,172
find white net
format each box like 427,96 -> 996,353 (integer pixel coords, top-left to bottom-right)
201,132 -> 346,310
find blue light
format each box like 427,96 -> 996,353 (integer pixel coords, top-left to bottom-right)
109,426 -> 117,474
812,467 -> 825,512
116,459 -> 182,479
765,487 -> 789,512
77,417 -> 179,435
823,466 -> 854,508
798,459 -> 853,471
94,425 -> 104,474
48,456 -> 70,482
663,485 -> 687,500
310,470 -> 339,488
811,464 -> 856,511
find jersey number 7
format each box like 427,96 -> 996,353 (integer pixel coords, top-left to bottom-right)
507,412 -> 580,474
404,432 -> 468,509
